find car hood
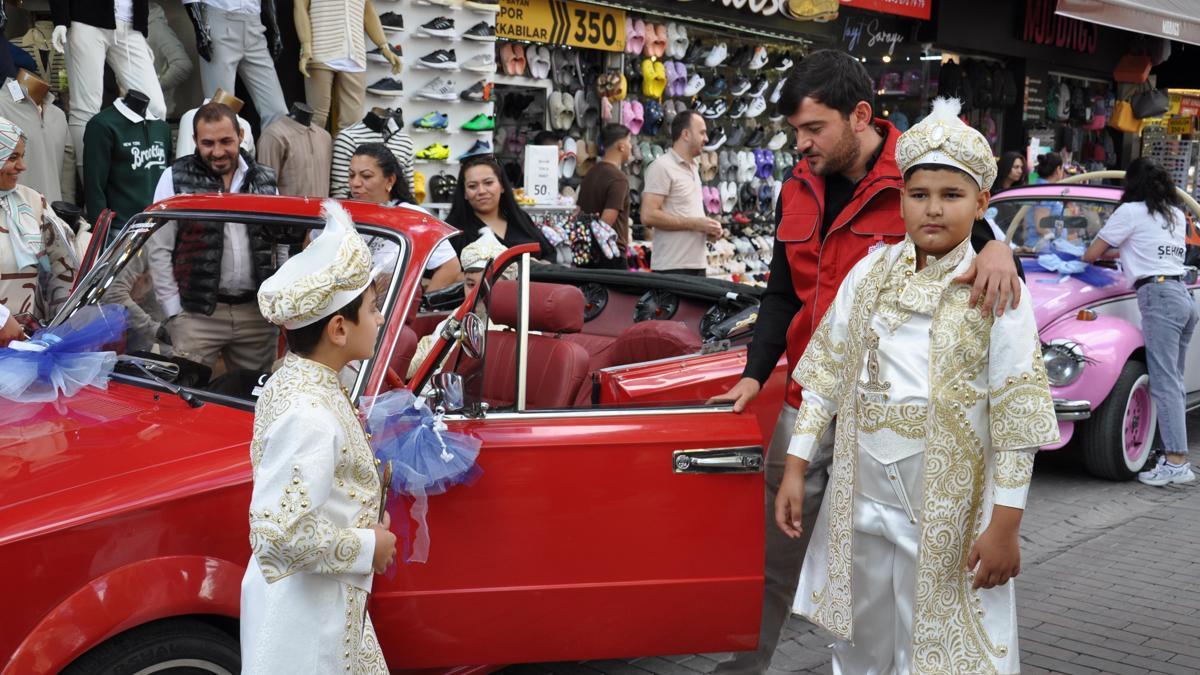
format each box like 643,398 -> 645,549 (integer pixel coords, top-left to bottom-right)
0,381 -> 252,544
1025,268 -> 1132,329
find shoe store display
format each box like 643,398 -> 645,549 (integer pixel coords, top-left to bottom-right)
458,139 -> 493,160
745,127 -> 766,148
770,52 -> 794,71
703,127 -> 727,151
463,21 -> 496,41
367,44 -> 402,63
416,143 -> 451,160
378,12 -> 404,34
414,111 -> 449,130
704,42 -> 728,67
460,80 -> 493,102
746,95 -> 767,118
417,49 -> 459,70
465,0 -> 501,11
748,76 -> 769,97
702,77 -> 727,98
462,113 -> 495,131
366,77 -> 404,97
729,98 -> 748,119
702,99 -> 726,119
415,76 -> 458,101
730,75 -> 751,96
462,53 -> 496,73
418,17 -> 455,37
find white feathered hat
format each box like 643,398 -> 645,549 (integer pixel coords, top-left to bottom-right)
895,97 -> 997,191
257,200 -> 374,329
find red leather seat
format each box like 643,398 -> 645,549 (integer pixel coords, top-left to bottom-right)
573,320 -> 701,406
481,281 -> 589,409
390,326 -> 419,383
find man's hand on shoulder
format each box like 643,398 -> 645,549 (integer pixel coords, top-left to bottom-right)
956,239 -> 1021,318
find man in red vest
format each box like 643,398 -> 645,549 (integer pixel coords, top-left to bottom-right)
711,50 -> 1023,673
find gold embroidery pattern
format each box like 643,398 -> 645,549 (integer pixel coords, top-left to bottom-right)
792,402 -> 834,439
911,284 -> 1002,674
341,585 -> 388,673
994,451 -> 1035,490
990,334 -> 1059,451
857,398 -> 927,439
794,313 -> 846,402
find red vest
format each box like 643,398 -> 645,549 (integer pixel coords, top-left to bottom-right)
778,121 -> 906,407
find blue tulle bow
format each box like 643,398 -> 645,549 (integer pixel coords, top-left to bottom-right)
0,304 -> 127,403
361,389 -> 482,562
1022,238 -> 1118,288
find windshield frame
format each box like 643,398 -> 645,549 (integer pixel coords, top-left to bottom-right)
991,193 -> 1121,253
54,209 -> 412,408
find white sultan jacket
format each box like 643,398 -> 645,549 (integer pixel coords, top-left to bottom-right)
787,237 -> 1059,674
240,353 -> 388,674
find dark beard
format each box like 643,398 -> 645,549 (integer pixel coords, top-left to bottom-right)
810,124 -> 860,178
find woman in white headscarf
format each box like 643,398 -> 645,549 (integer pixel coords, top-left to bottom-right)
0,116 -> 79,323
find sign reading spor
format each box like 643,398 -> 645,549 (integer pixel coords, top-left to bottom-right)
498,0 -> 626,52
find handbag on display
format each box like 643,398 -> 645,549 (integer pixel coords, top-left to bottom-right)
1131,87 -> 1170,119
1112,53 -> 1151,84
1108,101 -> 1141,133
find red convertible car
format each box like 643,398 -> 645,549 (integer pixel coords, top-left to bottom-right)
1,195 -> 786,673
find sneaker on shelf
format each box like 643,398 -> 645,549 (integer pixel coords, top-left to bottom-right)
366,77 -> 404,97
702,99 -> 727,119
462,112 -> 495,131
462,53 -> 497,73
416,143 -> 451,160
415,76 -> 459,101
460,79 -> 493,102
418,17 -> 456,38
703,127 -> 727,151
702,77 -> 726,98
745,127 -> 765,148
729,75 -> 751,96
767,130 -> 788,150
463,21 -> 496,41
728,98 -> 748,119
745,95 -> 767,118
1138,456 -> 1197,486
770,53 -> 794,71
465,0 -> 501,11
378,11 -> 404,34
417,49 -> 459,70
748,76 -> 769,97
367,44 -> 402,63
458,139 -> 493,160
683,73 -> 706,97
414,111 -> 450,130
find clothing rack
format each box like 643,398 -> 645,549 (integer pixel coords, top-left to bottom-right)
1048,71 -> 1110,87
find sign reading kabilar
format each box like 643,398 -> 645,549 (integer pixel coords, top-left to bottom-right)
498,0 -> 626,53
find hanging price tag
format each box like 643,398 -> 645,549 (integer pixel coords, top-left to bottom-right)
499,0 -> 626,52
524,145 -> 559,205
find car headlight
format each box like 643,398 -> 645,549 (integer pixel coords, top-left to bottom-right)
1042,341 -> 1085,386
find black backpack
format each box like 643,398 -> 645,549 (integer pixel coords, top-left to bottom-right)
966,61 -> 994,109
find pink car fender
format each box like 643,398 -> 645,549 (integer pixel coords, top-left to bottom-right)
4,556 -> 244,675
1041,313 -> 1144,414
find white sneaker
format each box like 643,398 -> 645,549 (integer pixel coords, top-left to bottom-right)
767,131 -> 788,150
1138,456 -> 1197,486
704,42 -> 728,67
746,95 -> 767,118
684,73 -> 706,97
462,53 -> 496,73
416,76 -> 458,101
748,46 -> 769,70
770,78 -> 785,104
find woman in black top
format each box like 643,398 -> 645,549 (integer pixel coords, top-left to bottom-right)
445,155 -> 556,263
991,151 -> 1027,193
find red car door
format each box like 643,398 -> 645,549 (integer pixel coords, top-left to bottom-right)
370,252 -> 766,667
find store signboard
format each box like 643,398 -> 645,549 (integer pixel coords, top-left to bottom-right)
498,0 -> 626,52
1167,117 -> 1195,135
524,145 -> 560,205
839,0 -> 930,21
839,12 -> 908,56
1179,96 -> 1200,117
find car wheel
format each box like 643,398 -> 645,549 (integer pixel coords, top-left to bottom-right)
1080,360 -> 1157,480
62,618 -> 240,675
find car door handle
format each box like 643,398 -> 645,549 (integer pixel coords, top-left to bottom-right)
673,447 -> 764,474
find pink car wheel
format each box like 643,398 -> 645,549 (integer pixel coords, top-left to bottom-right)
1081,361 -> 1158,480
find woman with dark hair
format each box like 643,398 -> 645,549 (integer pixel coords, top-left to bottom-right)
992,151 -> 1026,193
446,155 -> 557,263
1083,158 -> 1197,486
1024,152 -> 1066,249
348,142 -> 462,290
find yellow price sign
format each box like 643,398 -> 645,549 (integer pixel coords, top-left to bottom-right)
499,0 -> 626,52
1166,116 -> 1195,135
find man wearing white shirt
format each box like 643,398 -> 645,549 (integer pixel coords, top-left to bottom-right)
146,102 -> 284,372
183,0 -> 288,131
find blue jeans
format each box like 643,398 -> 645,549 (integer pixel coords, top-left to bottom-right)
1137,281 -> 1198,456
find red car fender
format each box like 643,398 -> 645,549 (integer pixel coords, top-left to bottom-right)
4,555 -> 244,675
1040,314 -> 1144,410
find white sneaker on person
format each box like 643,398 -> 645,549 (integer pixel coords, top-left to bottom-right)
1137,456 -> 1197,486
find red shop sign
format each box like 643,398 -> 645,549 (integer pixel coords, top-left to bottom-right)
839,0 -> 931,21
1022,0 -> 1098,54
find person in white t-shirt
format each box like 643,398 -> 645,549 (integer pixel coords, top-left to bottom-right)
1084,158 -> 1198,486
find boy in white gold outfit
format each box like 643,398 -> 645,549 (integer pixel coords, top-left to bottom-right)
776,99 -> 1059,674
240,200 -> 396,673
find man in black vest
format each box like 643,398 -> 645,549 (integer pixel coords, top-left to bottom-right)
146,101 -> 281,373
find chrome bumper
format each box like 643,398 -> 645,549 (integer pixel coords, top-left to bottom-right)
1054,399 -> 1091,421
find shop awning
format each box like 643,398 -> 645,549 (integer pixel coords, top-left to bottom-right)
1056,0 -> 1200,47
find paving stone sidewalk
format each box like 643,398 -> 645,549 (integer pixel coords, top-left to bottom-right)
502,415 -> 1200,675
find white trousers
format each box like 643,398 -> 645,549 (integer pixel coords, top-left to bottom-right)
198,9 -> 287,132
66,21 -> 166,168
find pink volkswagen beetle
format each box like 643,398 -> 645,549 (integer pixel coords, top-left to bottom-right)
993,171 -> 1200,480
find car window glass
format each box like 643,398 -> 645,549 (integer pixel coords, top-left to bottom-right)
56,215 -> 403,407
992,198 -> 1118,253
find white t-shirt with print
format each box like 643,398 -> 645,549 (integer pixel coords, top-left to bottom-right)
1096,202 -> 1188,284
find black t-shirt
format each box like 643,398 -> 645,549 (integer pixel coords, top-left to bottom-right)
576,161 -> 631,253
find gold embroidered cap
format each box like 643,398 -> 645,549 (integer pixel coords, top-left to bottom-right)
460,229 -> 508,272
258,200 -> 374,329
895,97 -> 996,191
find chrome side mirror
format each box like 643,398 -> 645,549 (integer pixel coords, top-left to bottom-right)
459,311 -> 485,360
431,372 -> 465,412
